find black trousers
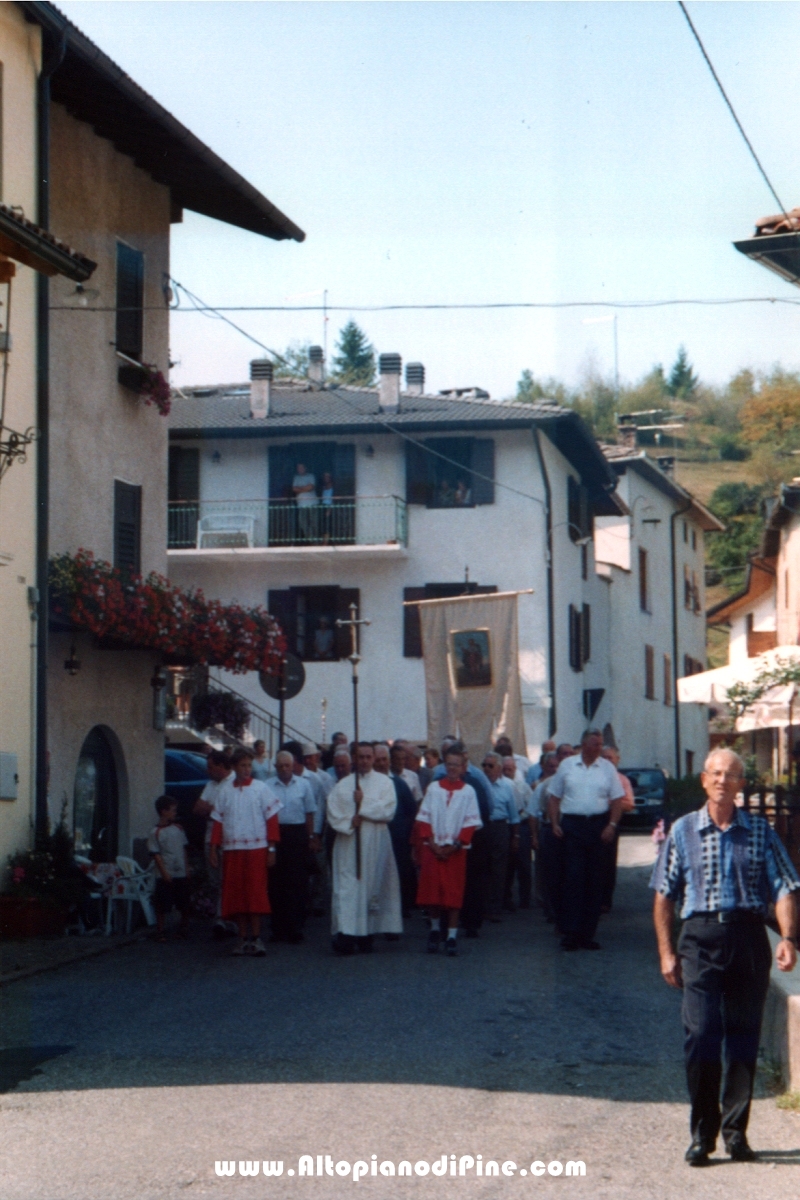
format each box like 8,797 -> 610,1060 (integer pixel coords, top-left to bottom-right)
679,916 -> 772,1144
600,830 -> 619,910
487,820 -> 511,917
460,825 -> 490,932
559,812 -> 608,942
269,823 -> 309,939
536,823 -> 565,924
505,820 -> 532,907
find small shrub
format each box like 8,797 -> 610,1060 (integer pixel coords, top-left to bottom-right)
190,691 -> 250,740
666,774 -> 705,821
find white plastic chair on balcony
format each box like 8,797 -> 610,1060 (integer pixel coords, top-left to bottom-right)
196,512 -> 256,549
105,856 -> 156,934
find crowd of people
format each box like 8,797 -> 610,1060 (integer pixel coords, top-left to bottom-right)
150,728 -> 636,957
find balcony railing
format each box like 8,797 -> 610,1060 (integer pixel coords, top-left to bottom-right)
168,495 -> 408,550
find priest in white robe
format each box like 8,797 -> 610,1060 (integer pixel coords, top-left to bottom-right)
327,741 -> 403,952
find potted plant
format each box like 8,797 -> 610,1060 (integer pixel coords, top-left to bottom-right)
117,360 -> 172,416
189,691 -> 251,741
1,811 -> 89,938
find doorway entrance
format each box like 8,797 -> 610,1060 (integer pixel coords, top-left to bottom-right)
73,727 -> 120,861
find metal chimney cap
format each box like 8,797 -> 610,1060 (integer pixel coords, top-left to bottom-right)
250,359 -> 274,380
405,362 -> 425,384
309,345 -> 324,363
379,352 -> 402,375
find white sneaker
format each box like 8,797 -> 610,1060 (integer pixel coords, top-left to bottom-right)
231,938 -> 250,956
251,937 -> 267,957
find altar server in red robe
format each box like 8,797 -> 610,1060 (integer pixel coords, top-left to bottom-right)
209,748 -> 281,957
414,747 -> 482,957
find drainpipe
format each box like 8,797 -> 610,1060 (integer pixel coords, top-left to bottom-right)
670,499 -> 693,779
533,430 -> 556,737
34,25 -> 67,837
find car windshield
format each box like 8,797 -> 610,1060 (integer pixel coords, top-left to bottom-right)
622,769 -> 665,795
165,751 -> 209,782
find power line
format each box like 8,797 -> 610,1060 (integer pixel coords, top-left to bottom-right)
50,295 -> 800,313
678,1 -> 789,218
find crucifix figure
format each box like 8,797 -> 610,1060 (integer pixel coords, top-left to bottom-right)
335,602 -> 370,877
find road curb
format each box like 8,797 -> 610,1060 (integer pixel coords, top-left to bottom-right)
0,928 -> 150,988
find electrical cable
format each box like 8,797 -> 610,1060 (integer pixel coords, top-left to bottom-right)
678,1 -> 789,218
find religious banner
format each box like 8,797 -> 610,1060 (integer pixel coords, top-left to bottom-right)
412,591 -> 530,764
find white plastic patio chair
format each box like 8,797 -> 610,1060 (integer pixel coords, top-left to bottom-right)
197,512 -> 255,549
105,856 -> 156,934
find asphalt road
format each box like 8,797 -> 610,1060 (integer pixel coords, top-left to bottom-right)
1,835 -> 798,1200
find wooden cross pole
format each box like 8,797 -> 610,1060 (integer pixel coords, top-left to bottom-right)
335,602 -> 370,878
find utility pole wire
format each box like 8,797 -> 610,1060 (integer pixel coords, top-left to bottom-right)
678,1 -> 789,219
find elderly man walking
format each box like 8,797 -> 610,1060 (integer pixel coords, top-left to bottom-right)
547,728 -> 625,950
481,751 -> 520,921
651,748 -> 799,1166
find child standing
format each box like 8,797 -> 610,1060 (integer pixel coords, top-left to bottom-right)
414,748 -> 482,957
208,748 -> 281,956
148,796 -> 190,941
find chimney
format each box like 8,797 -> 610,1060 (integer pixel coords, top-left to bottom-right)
656,455 -> 675,479
617,416 -> 637,451
405,361 -> 425,396
308,344 -> 324,385
250,358 -> 273,418
379,352 -> 402,410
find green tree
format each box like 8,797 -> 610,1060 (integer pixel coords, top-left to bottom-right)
705,482 -> 767,594
330,320 -> 376,386
514,369 -> 569,406
274,340 -> 311,379
666,346 -> 699,399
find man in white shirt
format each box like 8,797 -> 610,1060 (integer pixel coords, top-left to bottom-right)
547,728 -> 625,951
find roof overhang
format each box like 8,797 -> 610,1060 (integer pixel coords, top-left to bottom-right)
606,452 -> 724,532
0,203 -> 96,280
19,2 -> 305,243
706,556 -> 776,625
734,232 -> 800,288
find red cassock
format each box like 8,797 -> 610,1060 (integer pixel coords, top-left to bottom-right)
415,822 -> 476,909
211,812 -> 280,917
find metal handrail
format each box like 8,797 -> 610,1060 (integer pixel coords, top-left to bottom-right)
167,495 -> 408,550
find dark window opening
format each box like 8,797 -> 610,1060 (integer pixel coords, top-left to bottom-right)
639,548 -> 649,612
114,480 -> 141,575
644,644 -> 655,699
663,653 -> 672,705
115,242 -> 144,360
268,586 -> 359,662
403,582 -> 498,657
581,542 -> 588,580
268,442 -> 356,545
168,447 -> 199,548
73,727 -> 119,862
569,603 -> 591,672
406,438 -> 494,508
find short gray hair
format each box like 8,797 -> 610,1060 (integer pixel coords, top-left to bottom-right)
333,747 -> 351,760
275,750 -> 294,766
703,747 -> 744,775
483,751 -> 502,767
581,728 -> 602,743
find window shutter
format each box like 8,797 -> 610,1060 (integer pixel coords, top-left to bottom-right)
113,481 -> 141,575
568,604 -> 580,672
639,548 -> 648,612
168,447 -> 199,501
644,644 -> 655,699
581,604 -> 591,664
403,588 -> 427,657
268,590 -> 296,657
334,588 -> 360,659
663,654 -> 672,705
333,443 -> 356,498
406,440 -> 432,505
115,242 -> 144,360
471,439 -> 495,505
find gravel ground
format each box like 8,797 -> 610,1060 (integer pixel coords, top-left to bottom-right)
0,834 -> 798,1199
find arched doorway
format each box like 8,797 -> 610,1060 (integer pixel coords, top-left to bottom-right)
73,727 -> 119,861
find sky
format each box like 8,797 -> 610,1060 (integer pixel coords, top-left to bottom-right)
57,1 -> 800,399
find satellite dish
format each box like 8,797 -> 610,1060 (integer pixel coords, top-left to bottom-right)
259,653 -> 305,701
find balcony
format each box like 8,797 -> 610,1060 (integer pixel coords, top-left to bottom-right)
167,495 -> 408,562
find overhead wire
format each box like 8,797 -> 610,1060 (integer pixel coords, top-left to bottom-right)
678,1 -> 789,218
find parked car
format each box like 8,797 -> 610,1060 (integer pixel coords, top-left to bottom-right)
164,749 -> 210,849
619,767 -> 667,827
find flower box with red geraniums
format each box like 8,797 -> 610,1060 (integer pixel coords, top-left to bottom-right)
48,550 -> 286,675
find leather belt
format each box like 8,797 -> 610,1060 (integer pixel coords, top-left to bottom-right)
688,910 -> 764,924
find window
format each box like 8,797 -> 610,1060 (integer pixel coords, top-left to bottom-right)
168,447 -> 200,548
569,603 -> 591,672
644,644 -> 655,699
567,475 -> 590,542
684,565 -> 700,613
115,242 -> 144,360
405,438 -> 495,507
639,548 -> 649,612
691,529 -> 697,552
580,542 -> 588,581
268,587 -> 359,662
403,582 -> 497,657
113,480 -> 141,575
683,520 -> 688,544
683,654 -> 704,677
663,653 -> 672,706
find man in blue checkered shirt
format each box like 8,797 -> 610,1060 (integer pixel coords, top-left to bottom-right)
651,748 -> 799,1167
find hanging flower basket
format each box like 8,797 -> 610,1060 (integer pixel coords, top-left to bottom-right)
190,691 -> 251,740
118,360 -> 172,416
49,550 -> 285,675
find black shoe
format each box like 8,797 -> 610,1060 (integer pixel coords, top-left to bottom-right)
332,934 -> 355,956
211,921 -> 227,941
445,937 -> 458,957
579,939 -> 602,950
725,1134 -> 757,1162
384,933 -> 400,941
465,928 -> 479,939
356,936 -> 374,954
561,936 -> 580,951
427,930 -> 441,954
684,1138 -> 713,1167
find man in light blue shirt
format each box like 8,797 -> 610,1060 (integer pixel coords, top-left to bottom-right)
481,752 -> 520,921
268,751 -> 317,943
